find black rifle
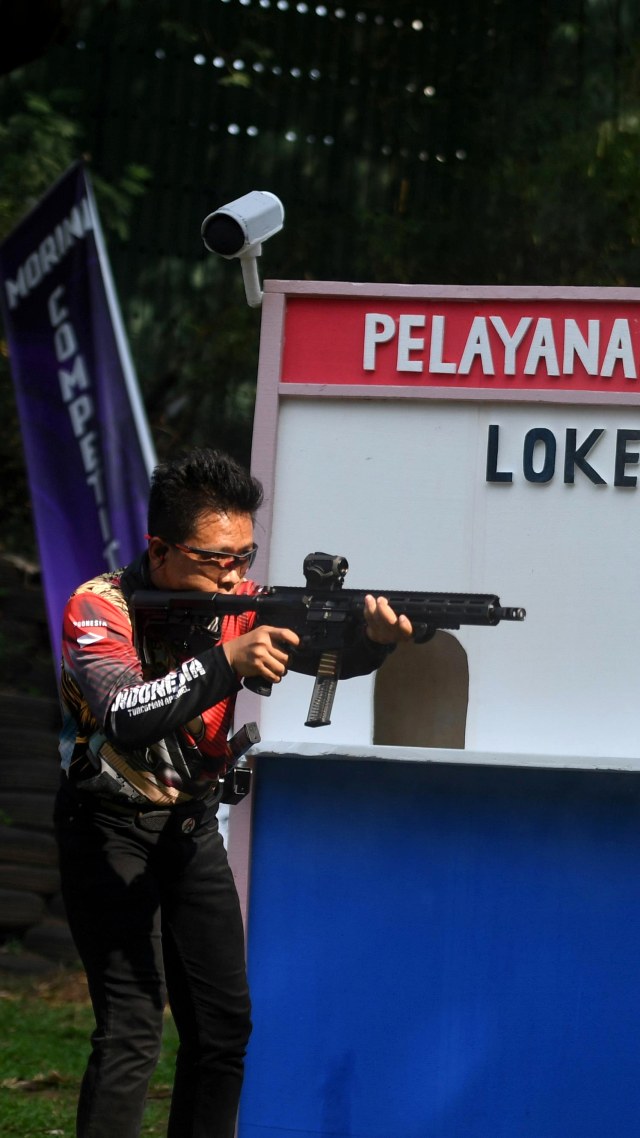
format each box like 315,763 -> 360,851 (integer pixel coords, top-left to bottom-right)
131,553 -> 526,729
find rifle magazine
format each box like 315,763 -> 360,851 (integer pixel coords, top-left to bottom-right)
305,649 -> 341,728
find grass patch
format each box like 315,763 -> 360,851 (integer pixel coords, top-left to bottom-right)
0,967 -> 178,1135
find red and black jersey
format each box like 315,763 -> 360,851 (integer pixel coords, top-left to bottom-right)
59,553 -> 393,808
59,554 -> 257,806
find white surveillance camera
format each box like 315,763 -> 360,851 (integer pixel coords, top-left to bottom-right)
201,191 -> 284,261
201,190 -> 284,308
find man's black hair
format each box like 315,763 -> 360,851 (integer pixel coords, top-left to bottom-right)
147,448 -> 263,542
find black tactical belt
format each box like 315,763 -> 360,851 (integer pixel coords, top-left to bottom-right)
63,774 -> 222,828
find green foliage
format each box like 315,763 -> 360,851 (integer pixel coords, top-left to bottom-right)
0,970 -> 177,1135
92,164 -> 152,243
0,87 -> 79,235
2,0 -> 640,563
0,83 -> 151,245
128,256 -> 260,464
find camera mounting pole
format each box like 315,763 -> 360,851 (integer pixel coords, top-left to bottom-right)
238,244 -> 265,309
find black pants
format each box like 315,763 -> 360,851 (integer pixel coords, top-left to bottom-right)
54,780 -> 252,1138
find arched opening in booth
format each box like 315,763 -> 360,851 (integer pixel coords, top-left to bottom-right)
373,631 -> 469,748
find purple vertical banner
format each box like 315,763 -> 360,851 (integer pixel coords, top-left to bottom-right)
0,161 -> 156,666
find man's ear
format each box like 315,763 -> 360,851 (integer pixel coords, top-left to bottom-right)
148,537 -> 169,564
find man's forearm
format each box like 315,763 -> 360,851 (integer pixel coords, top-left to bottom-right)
106,645 -> 238,748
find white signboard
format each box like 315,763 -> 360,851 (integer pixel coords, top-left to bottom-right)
245,282 -> 640,767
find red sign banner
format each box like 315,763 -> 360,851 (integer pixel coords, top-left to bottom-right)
280,296 -> 640,395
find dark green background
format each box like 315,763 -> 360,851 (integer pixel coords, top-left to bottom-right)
2,0 -> 640,556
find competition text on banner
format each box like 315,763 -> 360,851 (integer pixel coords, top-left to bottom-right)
0,162 -> 155,663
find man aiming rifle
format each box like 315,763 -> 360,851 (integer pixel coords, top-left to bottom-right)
54,447 -> 420,1138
